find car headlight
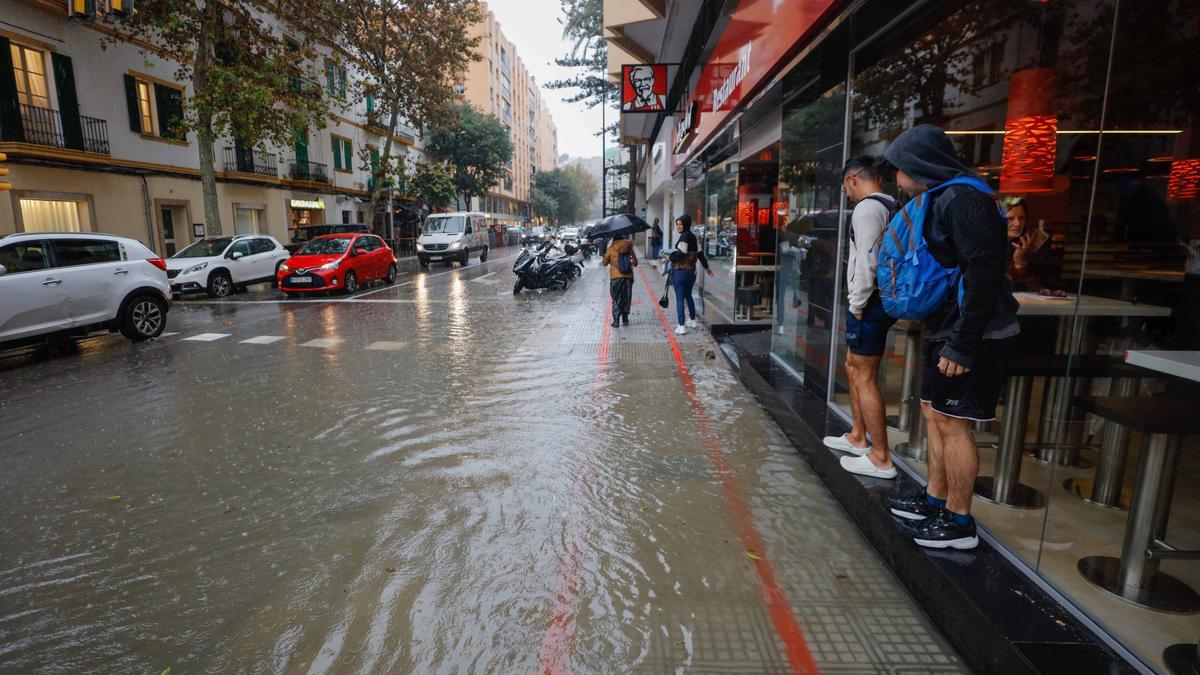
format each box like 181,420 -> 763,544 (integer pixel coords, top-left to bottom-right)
448,241 -> 462,250
185,262 -> 209,274
416,243 -> 425,252
279,262 -> 290,272
319,260 -> 340,271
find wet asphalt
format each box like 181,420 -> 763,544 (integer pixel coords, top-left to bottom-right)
0,249 -> 964,673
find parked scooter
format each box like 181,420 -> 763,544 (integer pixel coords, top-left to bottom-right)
512,241 -> 583,293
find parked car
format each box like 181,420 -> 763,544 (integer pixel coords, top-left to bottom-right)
166,235 -> 291,298
278,233 -> 397,295
0,232 -> 171,346
285,224 -> 370,253
560,227 -> 581,246
416,212 -> 490,268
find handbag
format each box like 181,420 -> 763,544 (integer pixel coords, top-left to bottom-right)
658,275 -> 670,308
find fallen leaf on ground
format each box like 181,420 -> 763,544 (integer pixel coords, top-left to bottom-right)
107,495 -> 122,501
746,550 -> 761,561
223,506 -> 236,515
385,567 -> 396,573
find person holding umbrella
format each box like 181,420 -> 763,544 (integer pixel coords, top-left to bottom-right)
602,233 -> 638,327
667,214 -> 712,335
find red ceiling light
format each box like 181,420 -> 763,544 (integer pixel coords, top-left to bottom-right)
1000,67 -> 1058,194
1166,159 -> 1200,202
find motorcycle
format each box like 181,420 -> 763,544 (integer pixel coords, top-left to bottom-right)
513,241 -> 583,293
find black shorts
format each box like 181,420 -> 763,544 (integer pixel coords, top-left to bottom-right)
920,338 -> 1013,422
845,295 -> 896,357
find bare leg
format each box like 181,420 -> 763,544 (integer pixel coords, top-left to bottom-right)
845,356 -> 868,447
848,353 -> 892,469
929,414 -> 978,515
923,402 -> 948,501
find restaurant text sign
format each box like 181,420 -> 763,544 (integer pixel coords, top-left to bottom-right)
289,199 -> 325,210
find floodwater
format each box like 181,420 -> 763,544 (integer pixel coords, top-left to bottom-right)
0,252 -> 963,673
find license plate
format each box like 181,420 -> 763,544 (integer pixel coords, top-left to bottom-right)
288,276 -> 312,284
429,256 -> 443,261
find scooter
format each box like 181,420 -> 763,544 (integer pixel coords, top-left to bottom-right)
512,241 -> 581,293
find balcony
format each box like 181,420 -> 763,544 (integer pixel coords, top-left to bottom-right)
289,159 -> 329,184
0,103 -> 110,154
223,146 -> 277,177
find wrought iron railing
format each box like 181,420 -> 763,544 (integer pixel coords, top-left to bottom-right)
223,146 -> 278,177
289,159 -> 329,184
10,103 -> 110,154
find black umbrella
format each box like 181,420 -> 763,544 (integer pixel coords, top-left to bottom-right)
588,214 -> 651,239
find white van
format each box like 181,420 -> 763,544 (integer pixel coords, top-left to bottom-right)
417,212 -> 490,268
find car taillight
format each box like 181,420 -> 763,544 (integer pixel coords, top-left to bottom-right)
146,258 -> 167,271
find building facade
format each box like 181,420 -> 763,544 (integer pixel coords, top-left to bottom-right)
458,5 -> 558,228
0,0 -> 426,255
611,1 -> 1200,673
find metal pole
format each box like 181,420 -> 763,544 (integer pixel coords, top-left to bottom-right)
386,188 -> 394,246
601,87 -> 606,218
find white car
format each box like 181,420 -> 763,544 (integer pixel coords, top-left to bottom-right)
167,234 -> 290,297
560,227 -> 580,245
0,232 -> 171,346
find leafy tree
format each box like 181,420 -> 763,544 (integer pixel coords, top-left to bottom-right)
533,165 -> 597,225
545,0 -> 618,111
426,103 -> 514,209
345,0 -> 484,221
102,0 -> 347,234
531,187 -> 560,225
404,161 -> 458,213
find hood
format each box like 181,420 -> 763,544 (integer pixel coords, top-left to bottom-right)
166,255 -> 217,270
286,253 -> 343,269
418,232 -> 464,242
882,124 -> 976,188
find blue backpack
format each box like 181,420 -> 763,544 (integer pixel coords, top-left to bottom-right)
617,251 -> 633,274
875,176 -> 996,320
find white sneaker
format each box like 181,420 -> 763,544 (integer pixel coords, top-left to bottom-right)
840,454 -> 898,479
674,325 -> 687,335
686,318 -> 700,328
822,434 -> 871,455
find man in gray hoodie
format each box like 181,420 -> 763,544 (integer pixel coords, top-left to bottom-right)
881,125 -> 1019,551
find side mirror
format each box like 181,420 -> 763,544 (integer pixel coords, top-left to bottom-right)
0,264 -> 7,277
353,247 -> 367,256
230,251 -> 244,260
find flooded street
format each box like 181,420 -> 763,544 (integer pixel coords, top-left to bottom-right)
0,253 -> 963,673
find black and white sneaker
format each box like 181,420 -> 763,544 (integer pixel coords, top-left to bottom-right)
886,490 -> 940,521
899,509 -> 979,550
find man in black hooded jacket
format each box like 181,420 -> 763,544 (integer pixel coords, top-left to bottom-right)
881,125 -> 1020,551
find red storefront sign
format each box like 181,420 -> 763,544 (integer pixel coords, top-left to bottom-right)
673,0 -> 839,169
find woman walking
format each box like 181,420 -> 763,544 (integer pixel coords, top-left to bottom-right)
667,214 -> 713,335
602,234 -> 638,327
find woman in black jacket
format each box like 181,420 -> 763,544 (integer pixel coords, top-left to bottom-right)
667,214 -> 713,335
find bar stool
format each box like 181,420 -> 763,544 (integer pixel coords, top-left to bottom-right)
887,321 -> 922,433
1074,396 -> 1200,614
973,357 -> 1053,508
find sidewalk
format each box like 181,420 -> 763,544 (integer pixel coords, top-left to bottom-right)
534,263 -> 965,672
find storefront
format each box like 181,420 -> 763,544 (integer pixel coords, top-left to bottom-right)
654,0 -> 1200,671
287,197 -> 327,242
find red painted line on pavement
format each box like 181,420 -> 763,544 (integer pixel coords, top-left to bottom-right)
637,266 -> 819,675
538,294 -> 611,674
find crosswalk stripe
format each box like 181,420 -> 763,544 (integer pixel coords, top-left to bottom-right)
240,335 -> 286,345
300,338 -> 343,348
365,341 -> 407,351
182,333 -> 231,342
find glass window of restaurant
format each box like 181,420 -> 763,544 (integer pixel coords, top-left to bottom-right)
766,0 -> 1200,670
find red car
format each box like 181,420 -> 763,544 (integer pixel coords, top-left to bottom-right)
278,233 -> 397,296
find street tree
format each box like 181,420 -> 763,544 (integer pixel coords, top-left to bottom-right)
103,0 -> 347,234
344,0 -> 484,222
532,165 -> 596,225
426,103 -> 513,210
531,187 -> 560,225
405,161 -> 458,214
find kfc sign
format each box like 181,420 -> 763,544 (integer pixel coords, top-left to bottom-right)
621,64 -> 678,113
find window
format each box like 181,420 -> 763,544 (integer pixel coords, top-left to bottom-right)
136,80 -> 154,133
0,241 -> 49,274
10,43 -> 49,109
49,239 -> 121,267
325,59 -> 347,98
19,198 -> 88,232
249,238 -> 275,254
124,74 -> 185,141
332,135 -> 352,172
234,208 -> 261,235
342,210 -> 351,224
227,240 -> 252,257
357,211 -> 365,224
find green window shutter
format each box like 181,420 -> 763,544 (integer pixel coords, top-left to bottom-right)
0,37 -> 24,142
325,61 -> 335,92
122,74 -> 142,134
343,138 -> 351,171
331,136 -> 342,170
52,53 -> 83,150
338,68 -> 346,98
366,94 -> 374,115
153,83 -> 184,140
295,127 -> 308,165
369,147 -> 379,173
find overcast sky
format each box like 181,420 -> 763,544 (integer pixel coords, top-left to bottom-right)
484,0 -> 612,159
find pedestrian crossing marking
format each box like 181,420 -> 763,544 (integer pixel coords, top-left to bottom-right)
182,333 -> 231,342
300,338 -> 343,348
241,335 -> 286,345
365,341 -> 407,351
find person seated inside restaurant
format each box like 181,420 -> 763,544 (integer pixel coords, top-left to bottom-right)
1005,197 -> 1065,296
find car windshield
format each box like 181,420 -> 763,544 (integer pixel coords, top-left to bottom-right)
298,238 -> 351,255
173,237 -> 234,258
423,216 -> 466,235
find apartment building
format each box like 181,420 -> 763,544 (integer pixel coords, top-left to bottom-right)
0,0 -> 426,255
459,6 -> 558,227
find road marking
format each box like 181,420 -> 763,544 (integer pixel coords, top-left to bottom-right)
240,335 -> 285,345
182,333 -> 231,342
365,341 -> 407,351
352,252 -> 521,297
160,332 -> 180,337
638,265 -> 817,674
300,338 -> 343,348
469,272 -> 498,284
